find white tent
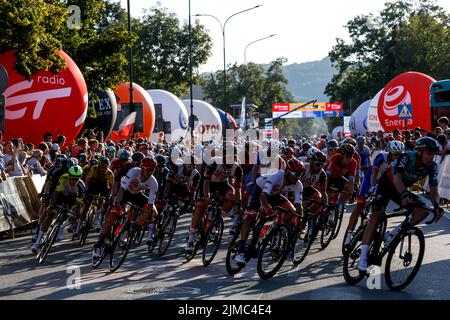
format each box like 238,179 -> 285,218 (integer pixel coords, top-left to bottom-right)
181,99 -> 223,144
350,99 -> 371,136
147,89 -> 188,143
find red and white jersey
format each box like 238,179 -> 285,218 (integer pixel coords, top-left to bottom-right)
256,170 -> 303,204
120,167 -> 158,204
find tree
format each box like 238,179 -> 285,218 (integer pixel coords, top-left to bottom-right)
0,0 -> 136,92
325,0 -> 450,114
201,58 -> 294,115
132,6 -> 212,97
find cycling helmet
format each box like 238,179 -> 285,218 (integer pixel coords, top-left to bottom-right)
93,154 -> 101,160
388,140 -> 405,154
155,155 -> 167,166
340,143 -> 355,155
283,147 -> 294,158
287,139 -> 296,146
343,137 -> 357,146
89,158 -> 99,166
415,137 -> 440,152
327,139 -> 339,149
99,156 -> 110,166
302,142 -> 312,152
70,157 -> 79,166
106,146 -> 116,153
310,151 -> 327,164
131,152 -> 145,164
286,158 -> 304,175
356,136 -> 366,144
77,153 -> 86,163
117,149 -> 132,160
68,165 -> 83,178
54,154 -> 67,167
140,157 -> 157,170
306,147 -> 320,159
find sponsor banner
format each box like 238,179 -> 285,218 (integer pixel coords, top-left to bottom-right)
272,102 -> 343,119
343,116 -> 351,137
368,89 -> 383,132
0,50 -> 88,147
265,118 -> 273,130
377,72 -> 436,132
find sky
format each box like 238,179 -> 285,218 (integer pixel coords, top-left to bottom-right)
120,0 -> 450,73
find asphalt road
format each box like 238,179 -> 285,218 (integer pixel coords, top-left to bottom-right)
1,202 -> 450,300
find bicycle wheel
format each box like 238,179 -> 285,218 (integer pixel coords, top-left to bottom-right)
225,228 -> 245,276
342,227 -> 366,285
80,207 -> 95,247
292,216 -> 319,266
333,204 -> 345,240
92,242 -> 108,269
109,224 -> 134,272
133,227 -> 145,247
320,206 -> 338,249
158,213 -> 178,257
185,219 -> 204,262
385,227 -> 425,291
37,219 -> 61,264
202,215 -> 224,266
257,225 -> 290,280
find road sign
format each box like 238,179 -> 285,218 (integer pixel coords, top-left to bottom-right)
398,103 -> 413,119
0,65 -> 8,95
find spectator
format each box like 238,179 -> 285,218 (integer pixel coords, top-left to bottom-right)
37,142 -> 52,169
158,131 -> 165,143
49,143 -> 60,162
438,116 -> 449,131
71,138 -> 88,158
43,132 -> 53,143
434,127 -> 443,136
26,149 -> 47,176
25,143 -> 34,156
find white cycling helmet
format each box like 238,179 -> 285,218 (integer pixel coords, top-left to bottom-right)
388,140 -> 405,154
306,147 -> 320,159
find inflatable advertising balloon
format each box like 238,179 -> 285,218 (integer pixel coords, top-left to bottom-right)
350,100 -> 371,137
216,108 -> 238,130
377,72 -> 436,132
368,89 -> 383,133
113,82 -> 155,140
82,89 -> 117,138
181,100 -> 222,144
0,50 -> 88,147
147,89 -> 188,143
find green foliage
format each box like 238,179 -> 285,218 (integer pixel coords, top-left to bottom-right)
132,6 -> 212,97
200,57 -> 294,115
325,0 -> 450,114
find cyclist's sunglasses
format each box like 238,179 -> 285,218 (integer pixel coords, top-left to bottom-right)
311,161 -> 325,167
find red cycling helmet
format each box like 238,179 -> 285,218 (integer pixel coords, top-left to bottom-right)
286,159 -> 304,175
141,157 -> 157,170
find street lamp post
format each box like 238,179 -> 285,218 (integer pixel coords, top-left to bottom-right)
127,0 -> 136,139
189,0 -> 194,145
243,34 -> 276,130
194,5 -> 262,113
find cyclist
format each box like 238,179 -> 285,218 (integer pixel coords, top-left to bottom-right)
300,151 -> 328,215
357,137 -> 444,272
93,157 -> 158,259
110,149 -> 134,200
356,136 -> 372,177
184,147 -> 243,253
74,156 -> 114,238
153,154 -> 171,212
32,166 -> 85,253
323,139 -> 339,160
233,158 -> 304,267
325,143 -> 357,206
343,140 -> 405,247
105,146 -> 116,161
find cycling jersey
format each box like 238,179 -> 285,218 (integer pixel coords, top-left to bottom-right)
204,159 -> 243,188
87,165 -> 114,186
326,153 -> 357,182
168,165 -> 201,187
388,151 -> 439,188
334,149 -> 361,175
120,168 -> 158,204
256,170 -> 303,204
257,149 -> 286,176
55,174 -> 85,197
300,162 -> 327,191
356,145 -> 371,168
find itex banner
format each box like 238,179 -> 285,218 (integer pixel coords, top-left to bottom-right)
272,102 -> 343,119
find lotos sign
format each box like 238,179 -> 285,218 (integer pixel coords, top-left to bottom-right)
0,50 -> 88,146
377,72 -> 436,132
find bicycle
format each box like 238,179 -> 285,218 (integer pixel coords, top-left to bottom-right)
184,192 -> 224,266
343,203 -> 438,290
79,195 -> 107,247
226,206 -> 280,276
36,205 -> 75,264
108,203 -> 149,272
290,199 -> 332,266
256,206 -> 295,280
147,198 -> 189,257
